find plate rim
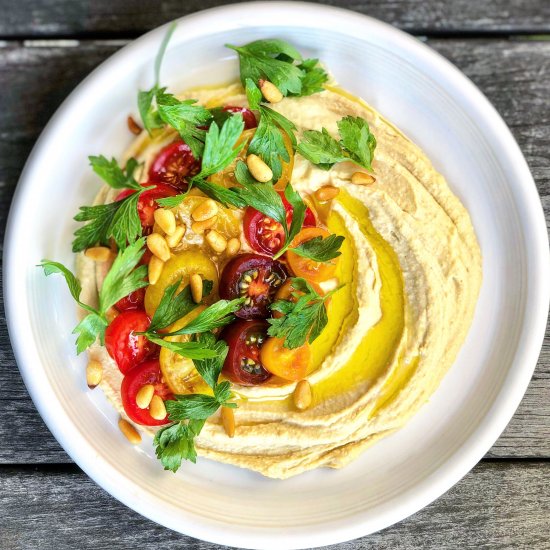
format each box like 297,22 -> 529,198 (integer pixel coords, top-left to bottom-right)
4,2 -> 549,548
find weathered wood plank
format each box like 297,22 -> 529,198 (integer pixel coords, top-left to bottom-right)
0,39 -> 549,463
0,461 -> 547,549
0,0 -> 549,36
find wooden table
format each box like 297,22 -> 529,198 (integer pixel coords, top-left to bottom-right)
1,1 -> 549,548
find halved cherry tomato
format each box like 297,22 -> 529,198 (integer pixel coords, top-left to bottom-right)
121,359 -> 173,426
105,310 -> 158,374
116,183 -> 178,234
260,337 -> 311,381
222,106 -> 258,129
286,227 -> 338,283
220,319 -> 271,385
115,287 -> 145,312
219,254 -> 287,319
148,140 -> 201,189
243,192 -> 316,255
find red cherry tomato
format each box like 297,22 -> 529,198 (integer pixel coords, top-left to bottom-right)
220,320 -> 271,385
121,359 -> 173,426
219,254 -> 287,319
115,287 -> 145,312
105,310 -> 158,374
148,140 -> 201,189
116,183 -> 178,234
243,192 -> 316,255
222,106 -> 258,129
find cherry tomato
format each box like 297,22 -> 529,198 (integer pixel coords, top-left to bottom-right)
260,337 -> 311,381
115,287 -> 145,312
243,192 -> 316,255
286,227 -> 338,283
105,310 -> 158,374
222,105 -> 258,129
116,183 -> 178,234
220,319 -> 271,385
219,254 -> 287,319
121,359 -> 173,426
148,140 -> 201,189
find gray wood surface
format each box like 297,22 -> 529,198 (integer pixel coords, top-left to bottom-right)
0,461 -> 548,549
0,0 -> 549,36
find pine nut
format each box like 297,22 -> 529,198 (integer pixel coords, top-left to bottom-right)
166,225 -> 186,248
135,384 -> 155,409
259,79 -> 283,103
86,360 -> 103,389
154,208 -> 177,236
247,154 -> 273,183
147,233 -> 171,262
84,246 -> 112,262
226,237 -> 241,256
190,273 -> 203,303
127,115 -> 142,135
221,407 -> 235,438
191,216 -> 218,233
351,172 -> 376,185
192,199 -> 218,222
205,230 -> 227,253
315,186 -> 340,202
294,379 -> 312,410
149,395 -> 167,420
148,256 -> 164,285
119,418 -> 141,445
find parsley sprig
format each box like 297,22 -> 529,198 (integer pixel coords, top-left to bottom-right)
290,234 -> 344,263
39,239 -> 148,353
268,278 -> 343,349
297,116 -> 377,172
88,156 -> 143,191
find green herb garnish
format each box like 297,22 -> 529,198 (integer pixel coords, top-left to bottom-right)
88,156 -> 143,191
290,234 -> 344,263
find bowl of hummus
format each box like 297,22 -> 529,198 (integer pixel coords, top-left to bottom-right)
5,3 -> 548,548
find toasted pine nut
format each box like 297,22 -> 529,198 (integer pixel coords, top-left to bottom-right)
147,233 -> 171,262
259,79 -> 283,103
127,115 -> 142,135
205,230 -> 227,253
192,199 -> 218,222
119,418 -> 141,444
226,237 -> 241,256
148,256 -> 164,285
315,185 -> 340,202
154,208 -> 177,236
247,154 -> 273,183
191,216 -> 218,234
149,395 -> 167,420
84,246 -> 112,262
135,384 -> 155,409
221,407 -> 235,438
166,225 -> 186,248
294,379 -> 312,410
190,273 -> 203,303
86,360 -> 103,389
351,172 -> 376,185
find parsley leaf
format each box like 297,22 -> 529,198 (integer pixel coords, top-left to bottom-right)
191,179 -> 246,209
167,394 -> 221,421
290,234 -> 344,263
88,156 -> 143,191
245,77 -> 262,110
294,58 -> 329,96
73,313 -> 109,352
154,419 -> 205,471
146,335 -> 219,360
191,332 -> 229,389
297,128 -> 348,170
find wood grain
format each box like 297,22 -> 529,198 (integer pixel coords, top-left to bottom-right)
0,0 -> 549,37
0,461 -> 548,549
0,38 -> 549,465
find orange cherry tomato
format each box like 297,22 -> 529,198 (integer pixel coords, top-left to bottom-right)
286,227 -> 338,283
259,337 -> 311,381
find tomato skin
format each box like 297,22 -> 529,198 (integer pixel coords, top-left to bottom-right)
260,337 -> 311,381
121,359 -> 173,426
220,320 -> 271,385
115,287 -> 146,312
105,310 -> 158,374
148,140 -> 201,189
243,192 -> 316,255
116,183 -> 178,234
222,106 -> 258,129
219,253 -> 287,319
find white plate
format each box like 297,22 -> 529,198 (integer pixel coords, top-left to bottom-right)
4,2 -> 549,548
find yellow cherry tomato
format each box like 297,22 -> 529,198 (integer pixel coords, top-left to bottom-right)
260,337 -> 311,381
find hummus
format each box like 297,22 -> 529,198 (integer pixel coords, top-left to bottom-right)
78,83 -> 482,479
